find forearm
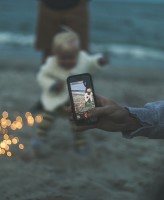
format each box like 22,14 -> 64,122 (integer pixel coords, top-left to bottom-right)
122,108 -> 142,132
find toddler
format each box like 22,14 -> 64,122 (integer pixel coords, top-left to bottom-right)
33,29 -> 108,156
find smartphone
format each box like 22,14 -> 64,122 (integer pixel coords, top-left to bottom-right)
67,73 -> 97,126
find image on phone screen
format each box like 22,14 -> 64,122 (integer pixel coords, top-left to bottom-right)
70,78 -> 96,120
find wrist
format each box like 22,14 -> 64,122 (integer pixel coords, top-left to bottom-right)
98,58 -> 104,66
123,108 -> 142,132
50,83 -> 58,92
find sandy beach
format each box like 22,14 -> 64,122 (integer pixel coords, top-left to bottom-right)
0,58 -> 164,200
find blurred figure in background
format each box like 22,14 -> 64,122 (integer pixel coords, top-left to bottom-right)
35,0 -> 89,63
32,29 -> 108,157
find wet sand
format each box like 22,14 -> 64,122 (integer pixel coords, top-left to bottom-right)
0,58 -> 164,200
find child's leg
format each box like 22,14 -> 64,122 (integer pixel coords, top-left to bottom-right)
37,110 -> 55,137
63,101 -> 89,155
32,110 -> 55,157
72,129 -> 89,155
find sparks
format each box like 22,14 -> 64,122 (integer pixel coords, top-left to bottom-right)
0,111 -> 43,157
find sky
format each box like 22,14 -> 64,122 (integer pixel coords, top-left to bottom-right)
71,82 -> 86,91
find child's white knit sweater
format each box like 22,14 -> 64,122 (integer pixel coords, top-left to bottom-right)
37,51 -> 102,112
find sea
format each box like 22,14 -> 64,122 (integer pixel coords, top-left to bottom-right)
0,0 -> 164,68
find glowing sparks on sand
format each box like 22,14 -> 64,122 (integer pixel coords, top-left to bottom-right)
12,138 -> 18,145
0,111 -> 43,157
35,115 -> 43,123
2,111 -> 8,119
19,144 -> 24,150
7,151 -> 12,157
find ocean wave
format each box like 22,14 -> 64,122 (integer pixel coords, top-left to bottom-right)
0,32 -> 164,61
91,43 -> 164,61
0,32 -> 34,46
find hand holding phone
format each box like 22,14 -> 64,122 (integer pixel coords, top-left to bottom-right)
67,73 -> 97,126
98,53 -> 109,66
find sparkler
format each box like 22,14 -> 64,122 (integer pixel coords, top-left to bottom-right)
0,111 -> 43,157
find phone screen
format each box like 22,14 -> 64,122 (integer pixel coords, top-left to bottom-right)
69,75 -> 96,121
